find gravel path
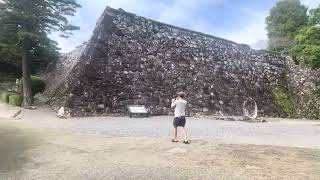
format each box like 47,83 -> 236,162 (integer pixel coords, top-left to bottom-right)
18,109 -> 320,149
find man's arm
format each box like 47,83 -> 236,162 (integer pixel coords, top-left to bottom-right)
171,99 -> 176,108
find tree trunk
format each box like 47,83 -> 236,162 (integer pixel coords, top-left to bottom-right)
21,39 -> 33,107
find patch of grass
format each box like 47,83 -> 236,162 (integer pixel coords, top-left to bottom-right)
272,86 -> 294,117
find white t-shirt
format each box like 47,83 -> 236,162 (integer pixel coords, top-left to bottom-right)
171,99 -> 187,117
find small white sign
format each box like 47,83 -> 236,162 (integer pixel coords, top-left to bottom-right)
129,106 -> 147,113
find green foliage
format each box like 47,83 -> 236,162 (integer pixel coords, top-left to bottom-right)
8,94 -> 23,106
266,0 -> 308,51
291,26 -> 320,68
0,91 -> 11,103
309,5 -> 320,25
31,76 -> 46,96
0,0 -> 81,39
19,76 -> 46,96
272,86 -> 294,116
0,0 -> 80,74
266,1 -> 320,68
0,68 -> 19,82
0,0 -> 80,106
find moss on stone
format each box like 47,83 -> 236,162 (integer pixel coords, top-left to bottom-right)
8,94 -> 23,106
272,86 -> 294,117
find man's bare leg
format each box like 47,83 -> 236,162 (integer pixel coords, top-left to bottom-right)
182,127 -> 188,143
172,127 -> 178,142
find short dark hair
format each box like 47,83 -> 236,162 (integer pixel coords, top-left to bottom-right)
177,91 -> 185,99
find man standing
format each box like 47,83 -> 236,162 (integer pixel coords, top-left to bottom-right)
171,92 -> 189,144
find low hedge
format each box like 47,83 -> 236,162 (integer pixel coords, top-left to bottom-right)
0,91 -> 13,103
1,92 -> 11,103
8,94 -> 23,106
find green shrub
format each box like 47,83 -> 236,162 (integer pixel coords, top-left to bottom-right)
31,76 -> 46,96
8,94 -> 23,106
272,86 -> 294,116
1,92 -> 11,103
20,76 -> 46,96
290,26 -> 320,68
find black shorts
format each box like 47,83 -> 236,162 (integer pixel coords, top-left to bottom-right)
173,116 -> 186,128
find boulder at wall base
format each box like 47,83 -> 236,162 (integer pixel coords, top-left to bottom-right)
57,107 -> 66,118
57,106 -> 71,119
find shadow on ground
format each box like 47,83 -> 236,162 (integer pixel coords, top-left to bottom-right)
0,119 -> 42,172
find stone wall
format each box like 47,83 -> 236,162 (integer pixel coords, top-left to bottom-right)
47,7 -> 288,117
287,59 -> 320,119
44,45 -> 85,104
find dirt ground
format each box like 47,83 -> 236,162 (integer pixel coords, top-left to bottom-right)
0,118 -> 319,180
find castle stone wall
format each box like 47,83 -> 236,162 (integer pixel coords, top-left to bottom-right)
49,7 -> 288,117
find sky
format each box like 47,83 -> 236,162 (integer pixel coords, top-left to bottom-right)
51,0 -> 320,53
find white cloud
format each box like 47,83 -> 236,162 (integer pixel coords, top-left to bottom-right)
251,39 -> 268,50
54,0 -> 259,52
220,9 -> 269,49
157,0 -> 225,26
301,0 -> 320,9
158,4 -> 269,50
127,0 -> 270,50
54,0 -> 320,53
222,18 -> 267,45
49,9 -> 91,53
224,0 -> 320,50
102,0 -> 269,50
53,0 -> 169,53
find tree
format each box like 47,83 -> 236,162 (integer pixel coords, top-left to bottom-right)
291,25 -> 320,68
309,5 -> 320,26
0,0 -> 81,106
290,5 -> 320,68
266,0 -> 308,52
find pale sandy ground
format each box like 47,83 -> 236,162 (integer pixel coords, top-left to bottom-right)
0,103 -> 320,179
13,106 -> 320,149
0,119 -> 320,180
0,102 -> 21,118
